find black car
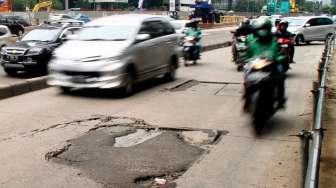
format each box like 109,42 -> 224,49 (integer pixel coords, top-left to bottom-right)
0,16 -> 25,36
1,24 -> 82,76
4,15 -> 30,27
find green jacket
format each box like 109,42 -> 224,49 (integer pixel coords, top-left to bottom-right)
243,34 -> 285,63
185,27 -> 202,41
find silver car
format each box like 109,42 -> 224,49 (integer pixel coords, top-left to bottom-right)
286,16 -> 336,45
48,14 -> 180,95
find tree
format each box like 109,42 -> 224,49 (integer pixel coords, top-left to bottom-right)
322,5 -> 336,14
234,0 -> 264,12
12,0 -> 27,11
52,0 -> 64,10
301,1 -> 314,12
12,0 -> 63,11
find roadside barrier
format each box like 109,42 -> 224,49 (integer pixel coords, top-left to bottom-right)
300,34 -> 335,188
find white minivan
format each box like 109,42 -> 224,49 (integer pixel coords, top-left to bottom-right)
286,16 -> 336,45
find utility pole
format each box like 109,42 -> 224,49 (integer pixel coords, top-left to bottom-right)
65,0 -> 69,10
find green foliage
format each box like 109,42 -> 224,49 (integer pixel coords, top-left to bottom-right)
52,0 -> 64,10
74,0 -> 91,9
301,1 -> 314,12
234,0 -> 264,12
12,0 -> 63,11
12,0 -> 26,11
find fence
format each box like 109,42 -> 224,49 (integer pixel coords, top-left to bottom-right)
300,34 -> 335,188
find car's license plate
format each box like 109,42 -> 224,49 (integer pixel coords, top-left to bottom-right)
10,56 -> 19,61
72,76 -> 88,83
3,63 -> 24,68
281,44 -> 289,47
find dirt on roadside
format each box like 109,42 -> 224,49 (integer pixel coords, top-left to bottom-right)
319,53 -> 336,187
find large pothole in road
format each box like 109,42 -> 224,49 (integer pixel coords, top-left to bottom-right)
45,120 -> 225,188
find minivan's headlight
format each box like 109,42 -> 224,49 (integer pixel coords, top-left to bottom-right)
27,47 -> 43,55
0,48 -> 6,55
81,56 -> 121,63
102,62 -> 125,72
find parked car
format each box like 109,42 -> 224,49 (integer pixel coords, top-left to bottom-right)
74,14 -> 91,23
0,25 -> 14,49
49,13 -> 73,22
170,20 -> 192,34
48,14 -> 180,95
0,23 -> 82,76
285,16 -> 336,45
0,16 -> 24,36
4,15 -> 30,27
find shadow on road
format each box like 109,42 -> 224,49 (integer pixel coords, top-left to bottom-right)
57,77 -> 171,99
286,72 -> 310,80
5,71 -> 46,79
258,115 -> 293,137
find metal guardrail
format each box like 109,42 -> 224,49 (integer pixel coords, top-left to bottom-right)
301,34 -> 335,188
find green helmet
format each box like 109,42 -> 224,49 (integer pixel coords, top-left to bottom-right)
252,17 -> 272,38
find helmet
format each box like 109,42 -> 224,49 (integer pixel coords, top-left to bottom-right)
190,18 -> 201,23
252,17 -> 272,38
279,20 -> 289,28
243,18 -> 250,26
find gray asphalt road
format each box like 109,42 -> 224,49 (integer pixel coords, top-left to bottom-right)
0,44 -> 324,187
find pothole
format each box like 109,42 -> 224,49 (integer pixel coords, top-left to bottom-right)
166,80 -> 242,96
169,80 -> 200,92
46,122 -> 226,188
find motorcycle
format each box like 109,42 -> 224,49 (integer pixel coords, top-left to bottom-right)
243,58 -> 283,133
183,36 -> 200,66
232,35 -> 247,71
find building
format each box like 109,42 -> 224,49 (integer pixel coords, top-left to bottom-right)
178,0 -> 234,11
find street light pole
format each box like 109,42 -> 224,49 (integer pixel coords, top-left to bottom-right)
65,0 -> 69,10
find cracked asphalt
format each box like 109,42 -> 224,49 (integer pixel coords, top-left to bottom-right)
0,44 -> 325,187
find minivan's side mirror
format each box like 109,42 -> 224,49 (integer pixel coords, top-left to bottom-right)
61,35 -> 68,42
304,23 -> 311,27
135,34 -> 150,42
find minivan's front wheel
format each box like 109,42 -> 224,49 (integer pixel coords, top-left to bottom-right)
164,57 -> 178,81
295,35 -> 304,46
121,69 -> 136,96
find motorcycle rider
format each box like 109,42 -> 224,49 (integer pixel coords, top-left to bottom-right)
185,19 -> 202,59
232,18 -> 253,62
274,20 -> 295,63
243,17 -> 287,111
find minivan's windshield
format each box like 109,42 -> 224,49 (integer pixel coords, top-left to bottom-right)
22,29 -> 61,42
77,25 -> 135,41
287,18 -> 306,27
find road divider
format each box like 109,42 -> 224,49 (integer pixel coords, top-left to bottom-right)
0,41 -> 232,100
0,76 -> 47,100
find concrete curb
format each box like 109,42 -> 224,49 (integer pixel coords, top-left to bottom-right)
202,41 -> 232,52
0,76 -> 48,100
0,41 -> 232,100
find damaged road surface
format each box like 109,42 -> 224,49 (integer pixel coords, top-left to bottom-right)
46,122 -> 222,188
0,46 -> 326,188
